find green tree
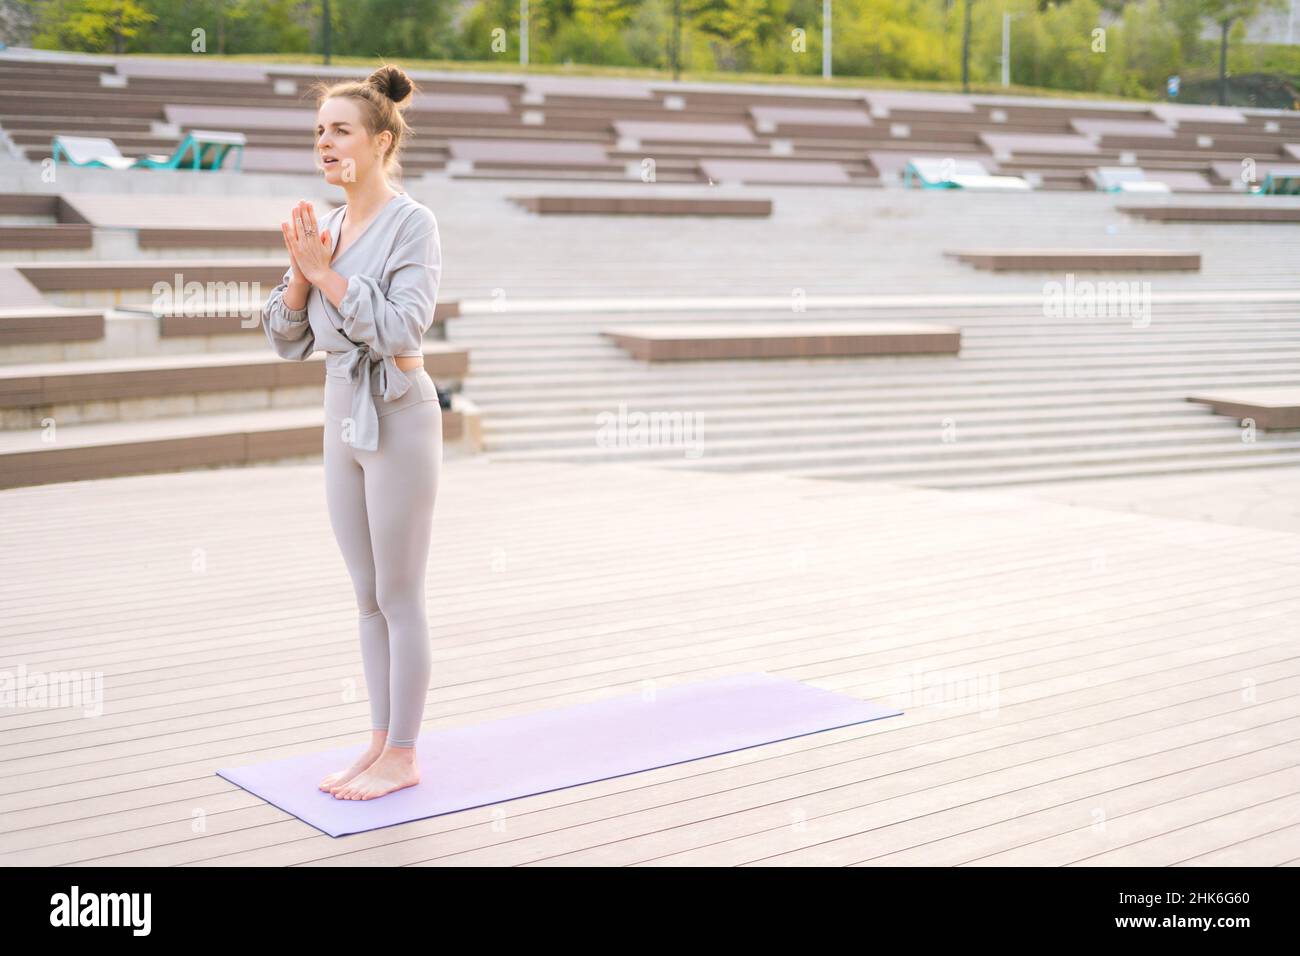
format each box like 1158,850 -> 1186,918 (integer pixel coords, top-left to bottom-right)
35,0 -> 156,52
1196,0 -> 1286,104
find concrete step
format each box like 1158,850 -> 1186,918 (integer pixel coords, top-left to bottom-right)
483,408 -> 1214,452
0,398 -> 478,489
456,351 -> 1300,397
0,344 -> 471,430
484,421 -> 1273,472
784,437 -> 1300,486
467,367 -> 1300,418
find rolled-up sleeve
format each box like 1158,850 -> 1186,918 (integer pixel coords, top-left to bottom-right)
261,266 -> 316,361
337,209 -> 441,356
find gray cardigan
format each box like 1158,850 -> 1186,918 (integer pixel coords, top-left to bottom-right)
261,192 -> 442,452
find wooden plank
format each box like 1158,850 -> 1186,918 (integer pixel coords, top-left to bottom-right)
508,195 -> 771,216
945,249 -> 1201,271
600,321 -> 960,360
1120,205 -> 1300,223
1187,387 -> 1300,429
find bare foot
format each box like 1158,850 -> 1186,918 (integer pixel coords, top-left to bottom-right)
331,746 -> 420,800
319,732 -> 388,792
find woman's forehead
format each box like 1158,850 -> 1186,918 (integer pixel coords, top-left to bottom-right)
317,97 -> 364,125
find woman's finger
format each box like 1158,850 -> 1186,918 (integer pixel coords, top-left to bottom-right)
281,222 -> 301,268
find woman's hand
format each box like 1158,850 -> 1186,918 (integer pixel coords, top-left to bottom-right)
280,220 -> 310,292
283,200 -> 334,287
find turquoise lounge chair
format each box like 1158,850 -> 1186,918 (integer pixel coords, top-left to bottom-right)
51,130 -> 245,172
1090,167 -> 1172,193
1259,167 -> 1300,195
902,157 -> 1030,191
135,129 -> 246,171
51,136 -> 138,170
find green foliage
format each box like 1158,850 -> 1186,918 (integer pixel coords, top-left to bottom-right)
11,0 -> 1299,103
32,0 -> 157,53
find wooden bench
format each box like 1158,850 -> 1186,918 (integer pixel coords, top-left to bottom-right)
447,139 -> 615,173
507,195 -> 772,216
601,321 -> 960,361
114,299 -> 461,338
1119,205 -> 1300,222
0,346 -> 478,488
0,224 -> 93,250
0,345 -> 470,416
0,266 -> 105,346
0,191 -> 94,250
0,405 -> 477,490
612,120 -> 758,147
0,308 -> 105,347
697,159 -> 857,185
945,249 -> 1201,271
1187,388 -> 1300,429
748,104 -> 873,138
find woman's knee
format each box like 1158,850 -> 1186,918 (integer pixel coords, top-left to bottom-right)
374,578 -> 425,629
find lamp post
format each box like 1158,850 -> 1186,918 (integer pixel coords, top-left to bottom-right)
322,0 -> 331,65
673,0 -> 682,81
997,11 -> 1024,88
823,0 -> 832,79
961,0 -> 973,94
521,0 -> 529,66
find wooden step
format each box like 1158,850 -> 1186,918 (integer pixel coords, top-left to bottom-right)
507,194 -> 772,216
1187,387 -> 1300,429
0,401 -> 473,489
1119,205 -> 1300,223
600,321 -> 961,361
945,249 -> 1201,271
0,307 -> 105,347
0,344 -> 471,427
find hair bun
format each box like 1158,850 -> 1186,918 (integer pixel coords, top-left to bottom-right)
368,65 -> 414,107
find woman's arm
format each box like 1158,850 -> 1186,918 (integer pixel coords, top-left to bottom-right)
261,266 -> 316,361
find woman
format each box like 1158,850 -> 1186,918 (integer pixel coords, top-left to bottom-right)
261,64 -> 443,801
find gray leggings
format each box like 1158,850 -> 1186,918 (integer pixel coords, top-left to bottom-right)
323,367 -> 443,748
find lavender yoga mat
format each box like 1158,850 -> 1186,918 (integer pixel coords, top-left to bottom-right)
215,671 -> 903,837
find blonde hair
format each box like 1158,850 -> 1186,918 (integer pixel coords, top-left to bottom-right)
310,64 -> 417,183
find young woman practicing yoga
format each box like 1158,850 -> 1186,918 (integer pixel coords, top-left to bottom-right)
261,63 -> 443,801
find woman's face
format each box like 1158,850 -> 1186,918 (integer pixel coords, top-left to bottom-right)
315,96 -> 390,185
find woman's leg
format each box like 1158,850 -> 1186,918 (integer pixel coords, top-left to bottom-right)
360,397 -> 443,749
322,393 -> 392,739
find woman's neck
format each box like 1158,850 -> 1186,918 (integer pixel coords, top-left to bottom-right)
342,178 -> 400,221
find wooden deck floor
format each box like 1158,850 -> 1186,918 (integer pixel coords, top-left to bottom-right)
1,456 -> 1298,865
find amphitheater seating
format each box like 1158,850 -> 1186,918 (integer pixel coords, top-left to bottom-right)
8,51 -> 1300,190
0,185 -> 474,487
8,49 -> 1300,491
